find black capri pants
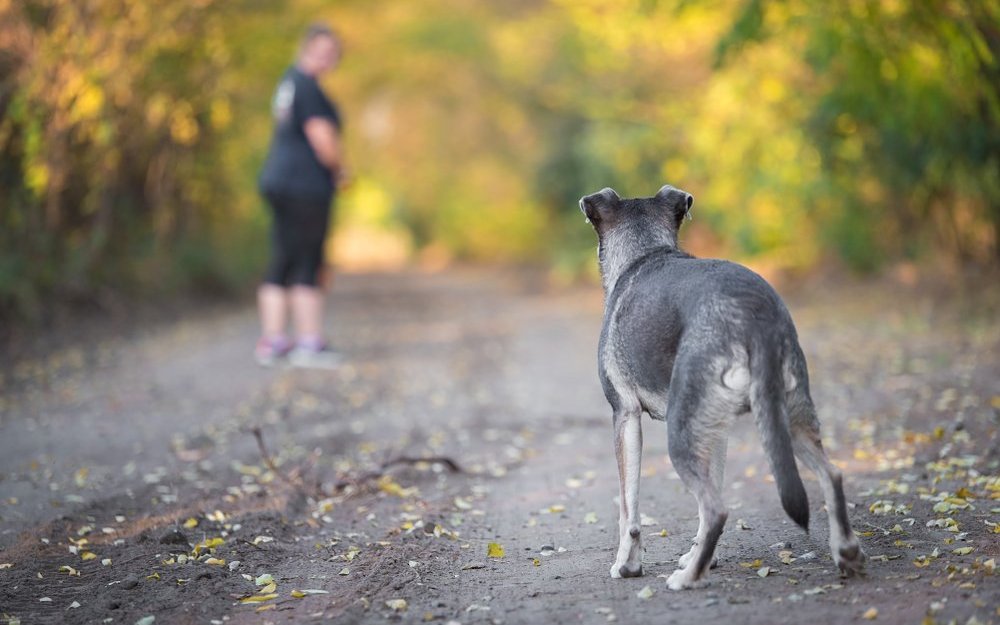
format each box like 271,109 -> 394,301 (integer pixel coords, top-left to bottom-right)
263,192 -> 332,287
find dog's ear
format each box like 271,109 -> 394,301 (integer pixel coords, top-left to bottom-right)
580,187 -> 621,227
655,184 -> 693,226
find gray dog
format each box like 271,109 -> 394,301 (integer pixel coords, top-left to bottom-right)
581,184 -> 866,590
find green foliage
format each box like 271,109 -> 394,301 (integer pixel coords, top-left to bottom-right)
2,0 -> 998,318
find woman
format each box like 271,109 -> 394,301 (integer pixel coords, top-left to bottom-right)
256,23 -> 345,368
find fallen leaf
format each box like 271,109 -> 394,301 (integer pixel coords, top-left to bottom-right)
863,607 -> 878,620
461,562 -> 485,570
757,566 -> 771,578
146,572 -> 160,580
487,543 -> 505,558
183,518 -> 198,529
953,547 -> 974,555
101,559 -> 112,566
778,551 -> 795,565
291,589 -> 329,598
533,558 -> 541,567
0,563 -> 12,569
58,566 -> 79,576
339,567 -> 350,575
252,536 -> 274,545
584,512 -> 598,524
240,594 -> 278,604
739,559 -> 763,569
204,558 -> 226,566
385,599 -> 408,612
255,573 -> 274,586
80,551 -> 97,561
259,582 -> 276,594
636,586 -> 654,600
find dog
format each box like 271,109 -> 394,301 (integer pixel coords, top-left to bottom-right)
580,184 -> 866,590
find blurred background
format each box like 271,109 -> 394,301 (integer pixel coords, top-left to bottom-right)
1,0 -> 998,322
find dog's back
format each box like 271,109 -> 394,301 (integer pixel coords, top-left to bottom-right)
600,247 -> 811,527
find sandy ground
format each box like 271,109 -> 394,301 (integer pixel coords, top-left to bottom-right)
1,268 -> 998,625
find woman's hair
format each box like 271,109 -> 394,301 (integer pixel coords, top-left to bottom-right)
300,23 -> 339,50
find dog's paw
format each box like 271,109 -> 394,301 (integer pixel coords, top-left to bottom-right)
835,542 -> 867,578
679,548 -> 717,570
610,561 -> 643,579
666,568 -> 707,591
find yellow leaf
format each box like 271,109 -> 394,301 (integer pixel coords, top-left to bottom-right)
146,572 -> 160,580
863,607 -> 878,620
548,504 -> 565,513
59,566 -> 79,576
258,582 -> 276,594
291,590 -> 306,598
487,543 -> 505,558
183,518 -> 198,529
80,552 -> 97,561
385,599 -> 408,612
240,593 -> 278,604
532,558 -> 541,567
952,547 -> 974,555
740,559 -> 763,568
204,558 -> 226,566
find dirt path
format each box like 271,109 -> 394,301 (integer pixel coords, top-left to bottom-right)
1,269 -> 998,625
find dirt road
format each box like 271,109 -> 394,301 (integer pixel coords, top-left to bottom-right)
1,269 -> 998,625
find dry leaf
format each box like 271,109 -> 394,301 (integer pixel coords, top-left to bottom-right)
636,586 -> 654,599
258,582 -> 276,594
240,593 -> 278,604
183,518 -> 198,529
487,543 -> 505,558
386,599 -> 408,612
862,607 -> 878,620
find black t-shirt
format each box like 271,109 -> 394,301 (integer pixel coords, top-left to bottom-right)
259,66 -> 342,202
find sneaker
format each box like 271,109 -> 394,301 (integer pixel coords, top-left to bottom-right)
255,336 -> 292,367
288,342 -> 343,370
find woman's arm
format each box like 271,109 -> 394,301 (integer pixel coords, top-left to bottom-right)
303,117 -> 342,173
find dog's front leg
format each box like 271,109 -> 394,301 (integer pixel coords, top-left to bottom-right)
610,410 -> 644,578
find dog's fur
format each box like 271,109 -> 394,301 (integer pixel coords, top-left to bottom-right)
581,184 -> 865,589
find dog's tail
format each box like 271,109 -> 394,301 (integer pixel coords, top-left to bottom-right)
749,338 -> 810,531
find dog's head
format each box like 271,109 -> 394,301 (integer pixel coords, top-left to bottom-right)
580,184 -> 693,286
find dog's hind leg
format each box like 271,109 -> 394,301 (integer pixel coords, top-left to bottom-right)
665,372 -> 730,590
677,436 -> 725,571
610,409 -> 644,578
788,394 -> 866,577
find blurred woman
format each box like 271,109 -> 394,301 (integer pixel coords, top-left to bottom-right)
256,23 -> 345,368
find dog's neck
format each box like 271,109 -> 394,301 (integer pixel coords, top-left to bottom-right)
599,226 -> 679,294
